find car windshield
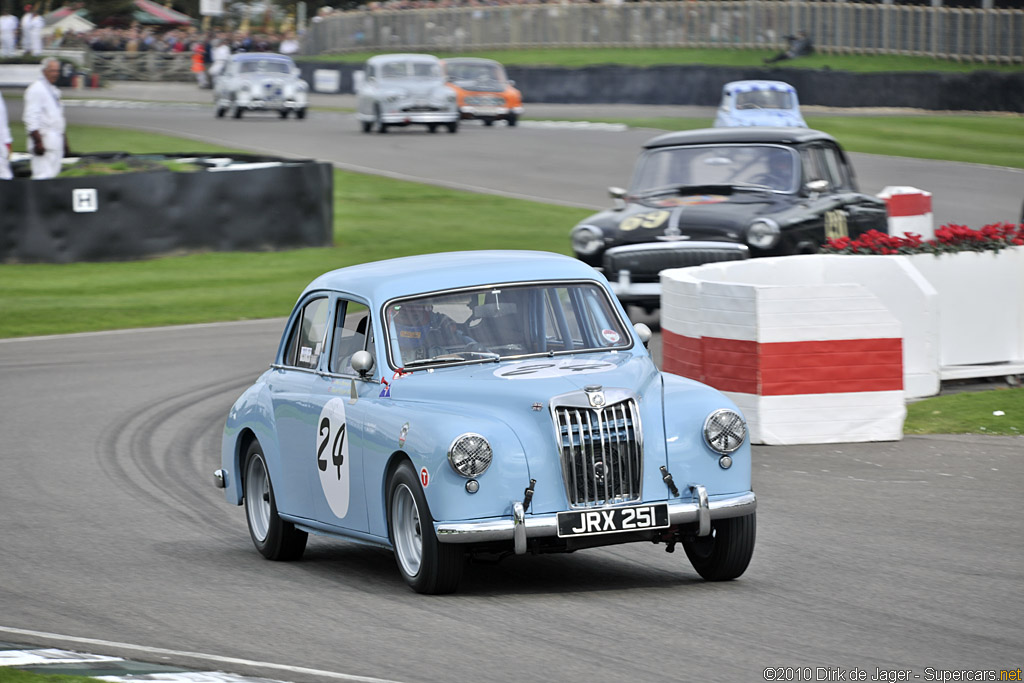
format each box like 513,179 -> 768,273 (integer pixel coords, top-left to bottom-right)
734,89 -> 794,110
446,62 -> 504,82
384,282 -> 631,369
239,60 -> 292,74
631,144 -> 799,194
380,61 -> 441,79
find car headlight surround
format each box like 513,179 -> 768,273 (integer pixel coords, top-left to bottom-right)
448,433 -> 492,478
703,409 -> 746,454
571,224 -> 605,256
747,217 -> 781,249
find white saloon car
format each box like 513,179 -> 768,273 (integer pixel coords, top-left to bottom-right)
355,53 -> 460,134
214,53 -> 308,120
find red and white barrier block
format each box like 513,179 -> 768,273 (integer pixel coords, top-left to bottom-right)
878,186 -> 933,240
661,258 -> 906,445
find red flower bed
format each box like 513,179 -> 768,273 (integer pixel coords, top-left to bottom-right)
822,223 -> 1024,256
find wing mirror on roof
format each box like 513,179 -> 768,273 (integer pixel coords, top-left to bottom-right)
351,350 -> 375,378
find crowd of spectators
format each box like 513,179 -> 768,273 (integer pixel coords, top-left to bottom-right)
52,25 -> 296,54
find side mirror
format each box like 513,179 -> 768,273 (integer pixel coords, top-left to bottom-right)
633,322 -> 652,348
351,350 -> 375,378
609,186 -> 627,211
805,179 -> 829,196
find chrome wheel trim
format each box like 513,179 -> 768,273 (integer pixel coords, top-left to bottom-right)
245,454 -> 271,542
392,482 -> 423,577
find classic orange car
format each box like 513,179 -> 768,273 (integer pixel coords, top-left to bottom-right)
442,57 -> 523,126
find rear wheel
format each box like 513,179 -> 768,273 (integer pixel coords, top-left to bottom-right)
483,118 -> 495,127
427,123 -> 438,133
361,119 -> 372,133
295,108 -> 307,120
446,120 -> 459,134
387,461 -> 463,594
243,440 -> 307,561
506,112 -> 518,127
279,109 -> 289,119
215,106 -> 226,118
375,106 -> 388,134
232,104 -> 243,119
682,512 -> 755,581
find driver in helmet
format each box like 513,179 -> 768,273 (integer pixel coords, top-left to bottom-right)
391,301 -> 471,362
758,150 -> 795,191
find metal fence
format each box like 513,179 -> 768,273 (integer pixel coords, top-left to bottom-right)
87,51 -> 196,81
303,0 -> 1024,64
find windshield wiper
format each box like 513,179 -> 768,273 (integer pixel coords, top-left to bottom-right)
402,351 -> 500,368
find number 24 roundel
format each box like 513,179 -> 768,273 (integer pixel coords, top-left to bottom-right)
316,398 -> 351,519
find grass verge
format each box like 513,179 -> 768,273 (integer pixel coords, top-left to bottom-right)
905,387 -> 1024,436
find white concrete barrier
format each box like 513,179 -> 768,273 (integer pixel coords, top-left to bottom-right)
879,186 -> 934,240
662,256 -> 912,445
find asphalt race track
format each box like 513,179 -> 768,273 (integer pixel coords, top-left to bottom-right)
1,95 -> 1022,682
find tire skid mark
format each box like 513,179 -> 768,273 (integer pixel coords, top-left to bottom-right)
96,375 -> 254,535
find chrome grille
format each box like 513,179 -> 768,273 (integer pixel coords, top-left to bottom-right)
552,392 -> 642,509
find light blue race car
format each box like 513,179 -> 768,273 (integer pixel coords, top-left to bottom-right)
714,80 -> 807,128
216,251 -> 756,594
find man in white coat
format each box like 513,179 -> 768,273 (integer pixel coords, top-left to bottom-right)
19,4 -> 34,54
0,9 -> 18,57
23,57 -> 68,179
0,90 -> 12,180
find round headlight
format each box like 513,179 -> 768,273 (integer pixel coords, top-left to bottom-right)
571,225 -> 604,256
747,218 -> 780,249
703,409 -> 746,454
448,433 -> 492,478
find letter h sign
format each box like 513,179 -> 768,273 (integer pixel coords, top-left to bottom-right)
72,188 -> 98,213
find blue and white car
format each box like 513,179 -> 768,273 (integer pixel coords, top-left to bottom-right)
216,251 -> 756,594
214,53 -> 308,120
713,80 -> 807,128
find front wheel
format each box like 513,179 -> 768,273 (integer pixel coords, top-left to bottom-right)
506,112 -> 518,127
244,440 -> 307,561
446,121 -> 459,134
387,461 -> 464,594
682,512 -> 755,581
295,108 -> 307,120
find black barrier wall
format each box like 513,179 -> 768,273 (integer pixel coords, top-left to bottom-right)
299,62 -> 1024,112
0,155 -> 334,264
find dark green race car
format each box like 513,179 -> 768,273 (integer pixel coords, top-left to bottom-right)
571,127 -> 889,311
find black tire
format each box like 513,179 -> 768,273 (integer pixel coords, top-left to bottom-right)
682,512 -> 756,581
243,440 -> 307,561
232,104 -> 243,119
215,106 -> 226,118
279,109 -> 289,119
387,461 -> 464,594
427,123 -> 438,133
296,108 -> 307,120
446,121 -> 459,134
483,118 -> 494,127
506,112 -> 518,127
375,106 -> 388,134
361,119 -> 372,133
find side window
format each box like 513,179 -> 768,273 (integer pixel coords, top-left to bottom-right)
330,300 -> 372,375
820,144 -> 853,191
284,297 -> 330,370
800,147 -> 825,188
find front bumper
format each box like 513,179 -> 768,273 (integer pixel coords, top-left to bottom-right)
435,489 -> 756,552
460,105 -> 522,119
382,110 -> 459,124
239,97 -> 305,111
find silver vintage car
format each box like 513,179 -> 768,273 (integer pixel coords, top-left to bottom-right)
214,53 -> 309,120
355,53 -> 460,134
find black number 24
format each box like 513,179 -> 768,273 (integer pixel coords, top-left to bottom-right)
317,417 -> 346,480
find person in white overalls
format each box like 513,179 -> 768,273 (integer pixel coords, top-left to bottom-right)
23,58 -> 68,180
0,10 -> 18,57
0,90 -> 12,180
